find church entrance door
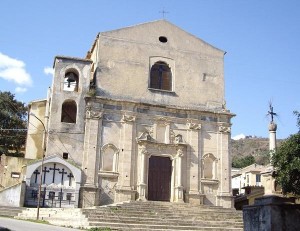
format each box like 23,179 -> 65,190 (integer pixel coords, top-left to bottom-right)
148,156 -> 172,201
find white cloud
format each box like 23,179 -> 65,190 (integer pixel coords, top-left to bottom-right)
0,52 -> 32,86
15,87 -> 27,93
44,67 -> 54,76
232,134 -> 246,140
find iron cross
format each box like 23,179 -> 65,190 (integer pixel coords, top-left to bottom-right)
67,172 -> 74,186
50,163 -> 60,183
42,167 -> 50,184
59,168 -> 67,185
268,103 -> 277,122
33,169 -> 40,183
159,8 -> 169,19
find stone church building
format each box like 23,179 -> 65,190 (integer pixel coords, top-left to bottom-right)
25,20 -> 234,208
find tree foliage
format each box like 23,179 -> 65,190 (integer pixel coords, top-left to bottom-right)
272,111 -> 300,195
232,154 -> 255,168
0,91 -> 27,156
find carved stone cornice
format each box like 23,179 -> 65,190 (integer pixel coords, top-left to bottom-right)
176,146 -> 184,158
218,123 -> 231,133
85,106 -> 103,120
138,144 -> 149,155
187,120 -> 202,130
121,114 -> 136,123
155,117 -> 171,126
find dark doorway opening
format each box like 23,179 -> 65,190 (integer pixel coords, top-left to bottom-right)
148,156 -> 172,201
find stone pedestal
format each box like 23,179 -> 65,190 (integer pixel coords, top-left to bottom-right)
79,185 -> 101,208
243,196 -> 300,231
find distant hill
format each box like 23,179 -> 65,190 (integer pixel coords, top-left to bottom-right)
231,136 -> 283,166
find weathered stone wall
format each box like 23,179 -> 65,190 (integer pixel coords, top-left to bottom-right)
0,181 -> 26,206
243,196 -> 300,231
91,20 -> 225,110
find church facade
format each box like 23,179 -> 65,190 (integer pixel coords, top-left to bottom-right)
25,20 -> 234,208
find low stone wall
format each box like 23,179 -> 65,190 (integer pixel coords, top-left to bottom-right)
243,196 -> 300,231
0,181 -> 26,207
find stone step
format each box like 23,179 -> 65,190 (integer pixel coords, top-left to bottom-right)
0,206 -> 26,217
88,221 -> 243,231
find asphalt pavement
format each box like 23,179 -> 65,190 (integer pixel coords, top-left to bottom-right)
0,217 -> 82,231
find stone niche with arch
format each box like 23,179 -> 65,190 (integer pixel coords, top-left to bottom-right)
201,153 -> 219,205
98,143 -> 120,205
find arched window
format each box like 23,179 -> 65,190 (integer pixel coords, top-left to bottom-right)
100,144 -> 119,172
61,100 -> 77,123
63,71 -> 79,92
203,153 -> 218,179
150,61 -> 172,91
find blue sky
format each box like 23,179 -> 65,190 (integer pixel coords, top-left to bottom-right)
1,0 -> 300,139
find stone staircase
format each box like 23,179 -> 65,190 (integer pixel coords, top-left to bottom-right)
15,201 -> 244,230
83,201 -> 244,231
0,206 -> 26,217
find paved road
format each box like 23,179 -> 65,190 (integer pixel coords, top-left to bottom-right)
0,217 -> 81,231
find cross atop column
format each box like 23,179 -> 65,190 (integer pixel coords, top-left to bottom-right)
268,103 -> 277,122
50,163 -> 60,183
59,168 -> 68,185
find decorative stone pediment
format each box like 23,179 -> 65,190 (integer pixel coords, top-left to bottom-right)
136,131 -> 154,142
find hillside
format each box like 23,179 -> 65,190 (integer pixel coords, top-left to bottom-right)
231,137 -> 283,167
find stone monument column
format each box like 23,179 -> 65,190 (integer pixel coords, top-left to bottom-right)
137,144 -> 148,201
80,107 -> 102,207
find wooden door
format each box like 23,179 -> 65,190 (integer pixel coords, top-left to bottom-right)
148,156 -> 172,201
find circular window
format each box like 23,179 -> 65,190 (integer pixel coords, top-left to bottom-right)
159,36 -> 168,43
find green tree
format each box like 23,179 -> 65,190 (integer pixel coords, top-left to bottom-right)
232,154 -> 255,168
0,91 -> 27,156
272,111 -> 300,195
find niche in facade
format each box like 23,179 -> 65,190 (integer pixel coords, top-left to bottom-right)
203,153 -> 218,179
61,100 -> 77,123
100,144 -> 119,172
63,71 -> 79,92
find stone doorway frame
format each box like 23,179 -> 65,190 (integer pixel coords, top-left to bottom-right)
136,140 -> 186,203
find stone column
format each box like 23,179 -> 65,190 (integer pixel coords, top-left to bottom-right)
174,146 -> 184,202
137,144 -> 148,201
80,107 -> 102,208
115,115 -> 136,202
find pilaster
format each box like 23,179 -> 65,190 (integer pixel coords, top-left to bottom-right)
81,106 -> 102,206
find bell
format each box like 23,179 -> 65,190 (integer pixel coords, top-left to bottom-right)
66,73 -> 76,88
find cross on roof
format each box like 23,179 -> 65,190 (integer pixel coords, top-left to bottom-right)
159,8 -> 169,19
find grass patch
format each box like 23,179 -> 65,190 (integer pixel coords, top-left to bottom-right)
88,228 -> 111,231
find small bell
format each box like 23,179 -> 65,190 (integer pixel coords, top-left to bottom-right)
66,73 -> 76,88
